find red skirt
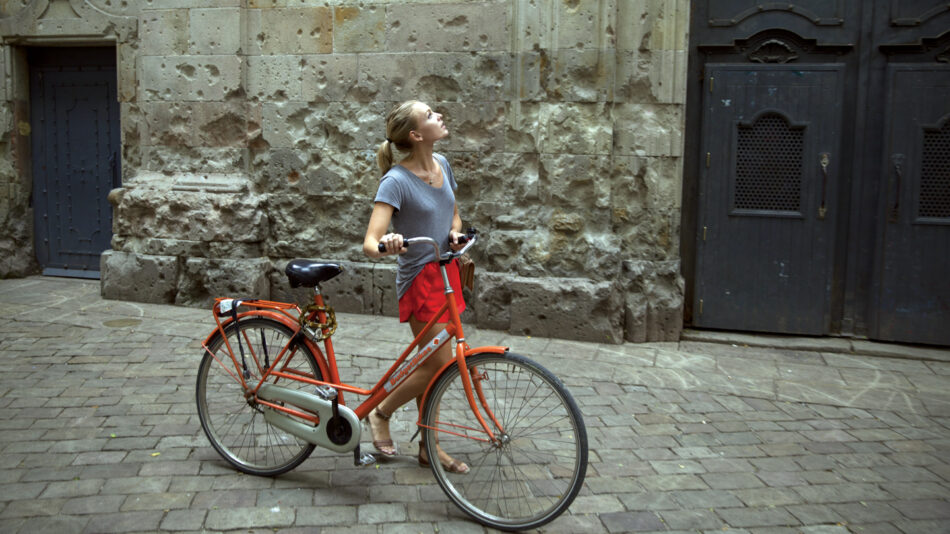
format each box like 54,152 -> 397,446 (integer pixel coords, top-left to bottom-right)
398,259 -> 466,323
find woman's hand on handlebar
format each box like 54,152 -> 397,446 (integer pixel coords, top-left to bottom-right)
449,230 -> 466,252
377,233 -> 406,256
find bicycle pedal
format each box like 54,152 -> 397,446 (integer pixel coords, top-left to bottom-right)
313,385 -> 337,400
353,446 -> 376,467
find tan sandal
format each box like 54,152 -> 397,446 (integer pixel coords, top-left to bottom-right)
369,408 -> 397,456
418,441 -> 469,474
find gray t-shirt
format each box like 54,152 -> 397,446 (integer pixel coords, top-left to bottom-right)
374,153 -> 458,299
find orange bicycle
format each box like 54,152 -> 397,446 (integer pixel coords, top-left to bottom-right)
195,231 -> 588,531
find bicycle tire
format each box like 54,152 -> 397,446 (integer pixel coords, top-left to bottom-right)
421,352 -> 588,531
196,317 -> 322,476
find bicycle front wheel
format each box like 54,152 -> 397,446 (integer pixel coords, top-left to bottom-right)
421,352 -> 588,531
197,317 -> 323,476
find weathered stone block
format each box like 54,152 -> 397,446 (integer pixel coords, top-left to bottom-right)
507,53 -> 545,102
120,102 -> 144,171
371,263 -> 399,318
505,102 -> 542,152
248,0 -> 323,8
144,0 -> 239,8
139,55 -> 242,102
246,55 -> 303,101
452,151 -> 540,205
540,154 -> 611,210
176,257 -> 271,307
543,49 -> 616,102
433,102 -> 506,153
616,0 -> 689,52
110,236 -> 263,259
260,101 -> 386,152
297,151 -> 378,197
385,2 -> 508,52
260,7 -> 333,55
117,42 -> 136,103
610,156 -> 683,261
86,0 -> 143,16
139,9 -> 189,55
622,259 -> 684,342
258,148 -> 306,189
0,230 -> 36,278
611,155 -> 683,212
113,185 -> 267,243
502,275 -> 623,343
256,147 -> 377,198
612,207 -> 680,262
471,271 -> 511,330
612,103 -> 684,156
538,103 -> 612,155
333,6 -> 385,53
551,0 -> 616,50
300,55 -> 359,102
100,250 -> 178,304
190,8 -> 242,55
314,260 -> 376,315
616,49 -> 687,104
143,101 -> 250,148
143,146 -> 247,174
264,192 -> 368,259
261,101 -> 310,148
353,53 -> 509,104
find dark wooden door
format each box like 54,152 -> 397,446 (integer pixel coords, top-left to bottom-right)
30,47 -> 119,279
694,65 -> 843,334
874,66 -> 950,345
685,1 -> 950,345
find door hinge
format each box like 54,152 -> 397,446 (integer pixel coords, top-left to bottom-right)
703,226 -> 707,241
706,152 -> 711,168
699,299 -> 704,315
708,77 -> 714,93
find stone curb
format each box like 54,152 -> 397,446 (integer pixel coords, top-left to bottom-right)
681,329 -> 950,363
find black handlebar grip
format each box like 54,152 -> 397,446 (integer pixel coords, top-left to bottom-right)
377,243 -> 387,253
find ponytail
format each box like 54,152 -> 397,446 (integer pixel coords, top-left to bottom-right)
376,100 -> 420,176
375,140 -> 395,177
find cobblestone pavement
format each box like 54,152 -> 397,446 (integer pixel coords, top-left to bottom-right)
1,276 -> 949,534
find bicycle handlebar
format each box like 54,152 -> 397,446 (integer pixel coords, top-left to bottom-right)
377,229 -> 477,263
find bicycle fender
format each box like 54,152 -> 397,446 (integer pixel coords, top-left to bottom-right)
418,345 -> 509,417
201,310 -> 332,381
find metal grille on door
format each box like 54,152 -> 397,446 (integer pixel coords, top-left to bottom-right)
734,113 -> 804,212
919,121 -> 950,219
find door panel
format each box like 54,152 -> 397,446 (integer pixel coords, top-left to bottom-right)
876,65 -> 950,345
695,65 -> 843,334
31,49 -> 119,278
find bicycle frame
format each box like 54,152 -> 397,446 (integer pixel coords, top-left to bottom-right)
200,237 -> 509,448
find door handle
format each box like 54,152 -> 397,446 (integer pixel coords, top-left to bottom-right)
818,152 -> 829,219
889,154 -> 904,223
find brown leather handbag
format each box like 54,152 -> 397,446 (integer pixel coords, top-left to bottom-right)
459,254 -> 475,291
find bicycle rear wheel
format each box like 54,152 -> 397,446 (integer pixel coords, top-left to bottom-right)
421,352 -> 588,531
197,317 -> 322,476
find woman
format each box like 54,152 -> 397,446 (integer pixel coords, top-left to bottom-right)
362,100 -> 469,474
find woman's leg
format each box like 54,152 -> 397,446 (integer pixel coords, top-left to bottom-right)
368,316 -> 453,454
404,317 -> 468,472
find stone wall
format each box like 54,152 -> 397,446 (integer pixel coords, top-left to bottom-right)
0,0 -> 689,344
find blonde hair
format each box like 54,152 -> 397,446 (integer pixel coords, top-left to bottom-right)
376,100 -> 420,176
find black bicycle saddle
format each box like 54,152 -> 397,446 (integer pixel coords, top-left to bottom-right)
285,260 -> 343,288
